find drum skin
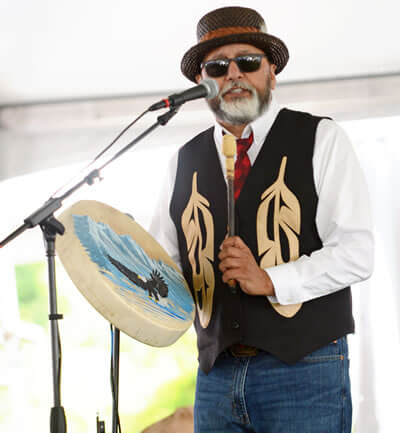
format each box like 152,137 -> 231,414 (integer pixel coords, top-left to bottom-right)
56,200 -> 194,347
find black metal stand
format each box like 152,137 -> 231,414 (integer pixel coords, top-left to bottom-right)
0,106 -> 181,433
42,217 -> 67,433
111,326 -> 120,433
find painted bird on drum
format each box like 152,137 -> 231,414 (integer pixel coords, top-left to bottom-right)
107,255 -> 169,301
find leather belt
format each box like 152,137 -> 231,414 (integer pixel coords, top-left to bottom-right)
228,343 -> 259,357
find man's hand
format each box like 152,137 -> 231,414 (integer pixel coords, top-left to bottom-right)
218,236 -> 275,296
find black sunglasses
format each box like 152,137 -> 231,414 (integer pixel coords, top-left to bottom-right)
201,54 -> 267,78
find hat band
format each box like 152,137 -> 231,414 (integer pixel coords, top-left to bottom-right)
200,26 -> 261,42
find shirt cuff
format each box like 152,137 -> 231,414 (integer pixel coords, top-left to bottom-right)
265,262 -> 301,305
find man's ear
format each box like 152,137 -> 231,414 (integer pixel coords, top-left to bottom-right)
270,64 -> 277,90
195,73 -> 202,83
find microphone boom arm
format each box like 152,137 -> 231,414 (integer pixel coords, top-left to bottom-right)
0,106 -> 180,247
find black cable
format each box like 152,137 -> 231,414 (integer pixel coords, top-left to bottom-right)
110,324 -> 122,433
49,108 -> 149,199
58,325 -> 62,394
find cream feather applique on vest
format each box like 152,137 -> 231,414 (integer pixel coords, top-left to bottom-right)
181,172 -> 215,328
256,156 -> 303,318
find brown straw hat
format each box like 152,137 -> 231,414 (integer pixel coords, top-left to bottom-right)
181,6 -> 289,83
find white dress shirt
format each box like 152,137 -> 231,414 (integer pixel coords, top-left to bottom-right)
149,95 -> 374,305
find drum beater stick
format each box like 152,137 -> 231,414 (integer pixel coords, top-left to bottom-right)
222,134 -> 237,291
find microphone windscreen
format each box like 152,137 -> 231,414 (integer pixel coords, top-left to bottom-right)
200,78 -> 219,99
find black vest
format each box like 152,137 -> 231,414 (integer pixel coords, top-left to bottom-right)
170,108 -> 354,374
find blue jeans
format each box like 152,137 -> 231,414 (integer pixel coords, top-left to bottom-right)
194,337 -> 351,433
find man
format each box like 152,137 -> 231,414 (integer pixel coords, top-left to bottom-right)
150,6 -> 373,433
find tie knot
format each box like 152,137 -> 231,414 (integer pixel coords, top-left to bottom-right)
236,133 -> 254,155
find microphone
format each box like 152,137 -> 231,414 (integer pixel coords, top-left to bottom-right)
148,79 -> 219,111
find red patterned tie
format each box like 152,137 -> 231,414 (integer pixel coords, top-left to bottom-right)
234,133 -> 254,200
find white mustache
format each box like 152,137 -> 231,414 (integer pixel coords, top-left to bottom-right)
220,81 -> 256,97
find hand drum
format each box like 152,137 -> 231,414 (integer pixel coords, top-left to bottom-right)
56,200 -> 194,347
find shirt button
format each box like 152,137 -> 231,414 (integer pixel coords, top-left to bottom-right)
230,286 -> 238,295
232,321 -> 240,330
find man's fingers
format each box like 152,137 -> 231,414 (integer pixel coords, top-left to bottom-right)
219,258 -> 242,272
220,235 -> 247,250
218,246 -> 243,261
222,268 -> 244,283
218,235 -> 267,294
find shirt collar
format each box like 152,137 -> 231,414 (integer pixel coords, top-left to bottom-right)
213,94 -> 282,162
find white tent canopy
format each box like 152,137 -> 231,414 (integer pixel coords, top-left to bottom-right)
1,0 -> 399,104
1,0 -> 399,180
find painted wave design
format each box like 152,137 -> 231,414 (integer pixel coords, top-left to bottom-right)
72,214 -> 194,322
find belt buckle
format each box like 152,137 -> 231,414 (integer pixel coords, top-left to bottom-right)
229,343 -> 258,357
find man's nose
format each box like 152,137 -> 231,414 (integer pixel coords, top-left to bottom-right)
226,59 -> 243,80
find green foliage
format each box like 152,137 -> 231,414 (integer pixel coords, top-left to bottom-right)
14,261 -> 70,328
153,370 -> 196,409
123,370 -> 196,433
15,262 -> 48,328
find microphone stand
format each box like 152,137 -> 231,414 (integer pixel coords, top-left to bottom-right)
0,106 -> 180,433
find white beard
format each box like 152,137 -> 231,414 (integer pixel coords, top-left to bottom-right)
219,90 -> 260,125
209,80 -> 271,125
